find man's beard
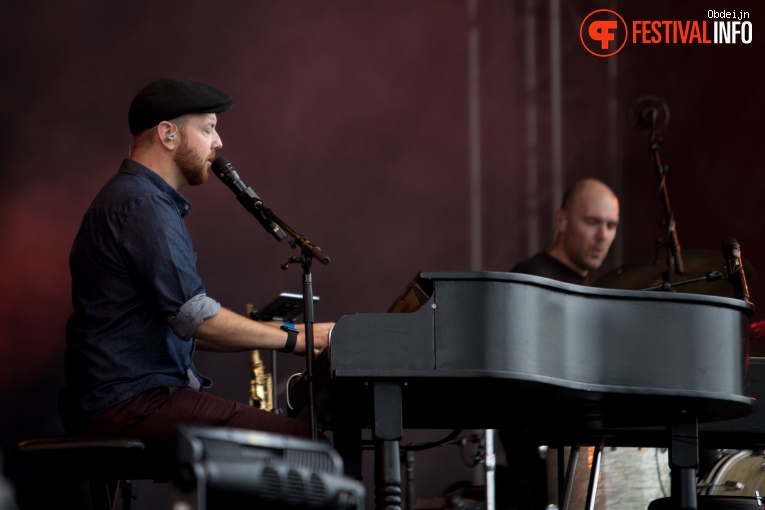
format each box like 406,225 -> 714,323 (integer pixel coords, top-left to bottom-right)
174,139 -> 214,186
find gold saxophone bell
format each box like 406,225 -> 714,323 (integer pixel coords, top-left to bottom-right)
249,349 -> 274,411
246,303 -> 274,411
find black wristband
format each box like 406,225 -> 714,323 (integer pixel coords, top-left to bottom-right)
278,325 -> 299,353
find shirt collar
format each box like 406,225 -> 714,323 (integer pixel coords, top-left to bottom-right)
119,158 -> 192,217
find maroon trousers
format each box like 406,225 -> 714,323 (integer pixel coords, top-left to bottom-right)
87,386 -> 317,445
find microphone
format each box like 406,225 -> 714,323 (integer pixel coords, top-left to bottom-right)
211,157 -> 286,241
721,238 -> 752,305
629,96 -> 670,136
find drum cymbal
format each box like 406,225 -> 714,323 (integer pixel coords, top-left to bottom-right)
594,250 -> 755,299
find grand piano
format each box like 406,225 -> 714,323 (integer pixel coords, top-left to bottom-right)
289,271 -> 756,510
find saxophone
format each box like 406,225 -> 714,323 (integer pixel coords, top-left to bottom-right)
246,304 -> 274,411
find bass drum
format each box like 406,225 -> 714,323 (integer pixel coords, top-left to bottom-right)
700,450 -> 765,498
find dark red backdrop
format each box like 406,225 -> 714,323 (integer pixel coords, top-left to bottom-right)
1,1 -> 762,508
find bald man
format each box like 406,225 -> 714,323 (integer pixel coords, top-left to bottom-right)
512,178 -> 620,285
497,179 -> 620,510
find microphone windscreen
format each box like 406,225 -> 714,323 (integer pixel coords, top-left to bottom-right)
211,156 -> 230,173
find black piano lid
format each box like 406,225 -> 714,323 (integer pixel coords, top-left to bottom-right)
323,270 -> 755,430
401,270 -> 755,315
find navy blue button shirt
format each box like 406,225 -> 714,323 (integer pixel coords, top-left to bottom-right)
59,159 -> 219,431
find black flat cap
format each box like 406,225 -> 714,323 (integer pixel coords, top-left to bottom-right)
128,77 -> 234,135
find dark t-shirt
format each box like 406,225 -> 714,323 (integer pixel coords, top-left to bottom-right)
511,251 -> 588,286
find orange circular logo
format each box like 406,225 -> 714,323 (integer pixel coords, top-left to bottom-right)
580,9 -> 628,57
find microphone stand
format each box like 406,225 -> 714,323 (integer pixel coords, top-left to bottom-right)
642,271 -> 724,292
260,204 -> 330,442
647,110 -> 684,287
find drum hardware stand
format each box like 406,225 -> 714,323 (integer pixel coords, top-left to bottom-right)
481,429 -> 496,510
556,441 -> 605,510
463,430 -> 495,510
584,439 -> 605,510
558,445 -> 579,510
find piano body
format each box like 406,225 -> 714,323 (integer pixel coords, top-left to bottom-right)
289,271 -> 755,510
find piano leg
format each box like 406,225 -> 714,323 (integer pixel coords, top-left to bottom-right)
373,382 -> 404,510
669,413 -> 699,510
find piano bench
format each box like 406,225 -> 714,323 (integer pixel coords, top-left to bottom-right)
16,434 -> 172,510
648,495 -> 762,509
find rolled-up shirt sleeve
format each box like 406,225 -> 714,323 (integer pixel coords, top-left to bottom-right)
168,293 -> 221,340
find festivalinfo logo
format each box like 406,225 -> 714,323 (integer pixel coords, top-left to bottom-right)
580,8 -> 753,57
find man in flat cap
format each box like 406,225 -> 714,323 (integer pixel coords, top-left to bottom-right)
59,78 -> 332,446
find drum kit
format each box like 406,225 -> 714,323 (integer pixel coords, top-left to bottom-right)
588,252 -> 765,510
698,450 -> 765,499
